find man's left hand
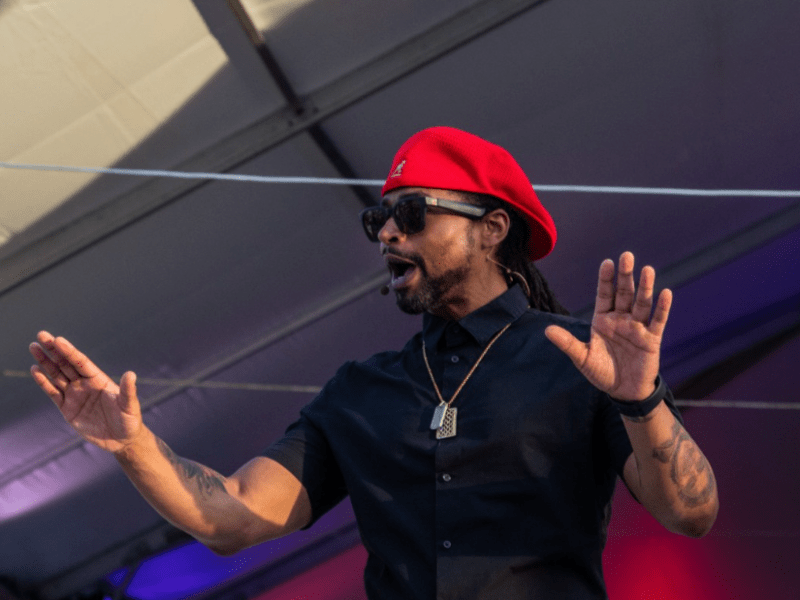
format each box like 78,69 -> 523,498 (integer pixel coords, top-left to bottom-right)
545,251 -> 672,401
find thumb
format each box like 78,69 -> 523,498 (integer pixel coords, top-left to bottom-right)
544,325 -> 588,367
118,371 -> 140,415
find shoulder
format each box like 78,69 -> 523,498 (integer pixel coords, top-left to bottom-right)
504,310 -> 602,400
518,308 -> 592,342
313,333 -> 421,396
356,330 -> 422,371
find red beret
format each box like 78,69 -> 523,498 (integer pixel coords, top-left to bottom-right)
382,126 -> 556,261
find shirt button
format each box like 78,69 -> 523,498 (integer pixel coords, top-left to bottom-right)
443,540 -> 452,549
441,473 -> 452,482
450,355 -> 459,363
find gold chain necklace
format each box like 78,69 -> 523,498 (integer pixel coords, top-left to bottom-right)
422,322 -> 512,439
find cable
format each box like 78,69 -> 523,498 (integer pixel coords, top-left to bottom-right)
0,161 -> 385,187
674,400 -> 800,410
3,161 -> 800,197
3,370 -> 797,408
2,370 -> 322,394
533,185 -> 800,197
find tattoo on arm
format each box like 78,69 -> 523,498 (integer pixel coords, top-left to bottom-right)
651,420 -> 716,508
157,438 -> 228,498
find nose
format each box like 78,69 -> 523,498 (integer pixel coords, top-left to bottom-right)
377,215 -> 405,246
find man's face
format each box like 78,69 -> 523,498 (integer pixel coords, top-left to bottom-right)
379,187 -> 481,316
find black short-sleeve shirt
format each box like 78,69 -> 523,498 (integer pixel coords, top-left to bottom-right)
263,285 -> 682,599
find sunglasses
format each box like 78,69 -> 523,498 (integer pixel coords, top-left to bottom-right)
360,194 -> 487,242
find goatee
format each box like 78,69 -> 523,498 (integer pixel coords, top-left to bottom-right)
395,263 -> 471,315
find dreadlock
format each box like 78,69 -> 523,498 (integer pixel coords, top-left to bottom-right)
464,193 -> 570,316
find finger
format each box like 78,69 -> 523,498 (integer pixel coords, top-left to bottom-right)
36,330 -> 55,345
30,365 -> 65,408
648,288 -> 673,338
51,336 -> 103,380
631,265 -> 655,323
614,251 -> 636,313
118,371 -> 141,416
595,259 -> 616,313
545,325 -> 589,368
29,342 -> 69,390
36,331 -> 81,382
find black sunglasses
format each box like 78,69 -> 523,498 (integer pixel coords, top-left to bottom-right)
360,194 -> 487,242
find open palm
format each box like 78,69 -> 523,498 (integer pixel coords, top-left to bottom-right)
30,332 -> 142,453
545,252 -> 672,401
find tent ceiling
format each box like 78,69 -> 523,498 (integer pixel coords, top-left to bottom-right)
0,0 -> 798,598
0,1 -> 244,240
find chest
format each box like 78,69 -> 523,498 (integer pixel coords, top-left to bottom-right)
329,347 -> 600,483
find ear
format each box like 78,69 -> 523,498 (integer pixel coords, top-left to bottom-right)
479,208 -> 511,251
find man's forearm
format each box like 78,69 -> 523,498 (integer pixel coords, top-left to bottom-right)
622,402 -> 719,537
113,427 -> 256,553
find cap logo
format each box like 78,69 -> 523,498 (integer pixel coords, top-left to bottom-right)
390,159 -> 406,178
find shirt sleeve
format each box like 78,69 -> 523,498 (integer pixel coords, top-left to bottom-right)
262,390 -> 349,528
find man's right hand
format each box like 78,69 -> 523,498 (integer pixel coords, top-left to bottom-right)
29,331 -> 143,454
29,330 -> 312,554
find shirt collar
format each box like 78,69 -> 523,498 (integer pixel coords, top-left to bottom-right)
422,284 -> 529,349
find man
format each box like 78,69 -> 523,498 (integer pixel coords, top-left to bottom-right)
30,127 -> 718,599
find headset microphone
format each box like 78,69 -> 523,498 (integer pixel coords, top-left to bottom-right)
380,285 -> 390,296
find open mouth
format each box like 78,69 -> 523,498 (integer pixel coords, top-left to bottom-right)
385,254 -> 419,289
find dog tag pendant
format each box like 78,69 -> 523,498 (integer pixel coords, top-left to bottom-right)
430,402 -> 447,430
436,407 -> 457,439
